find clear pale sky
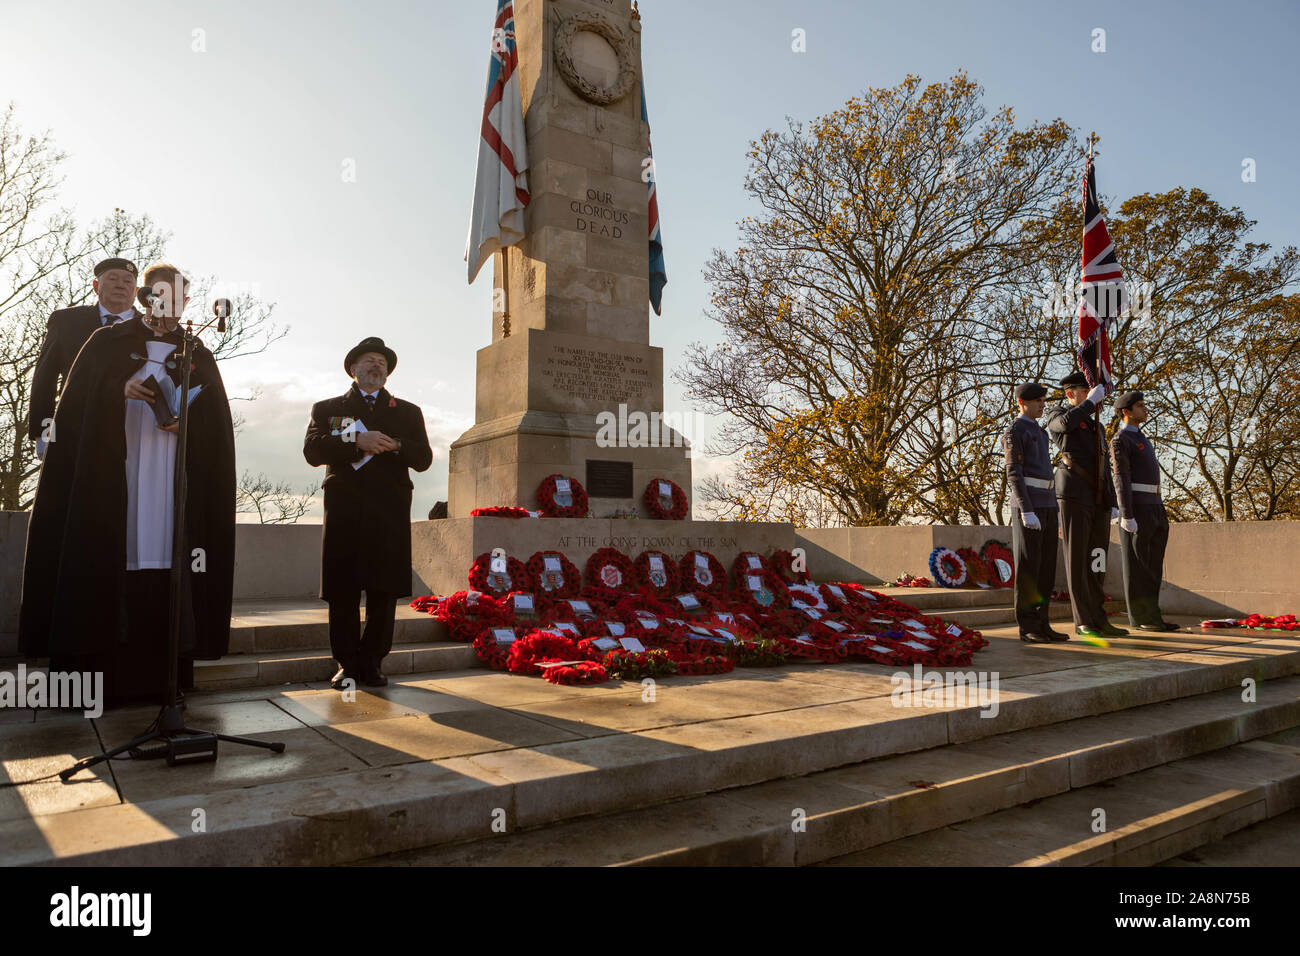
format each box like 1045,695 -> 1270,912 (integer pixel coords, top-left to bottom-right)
2,0 -> 1295,521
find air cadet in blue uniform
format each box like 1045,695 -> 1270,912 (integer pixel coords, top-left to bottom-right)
1109,390 -> 1179,632
1044,372 -> 1127,640
1002,383 -> 1065,643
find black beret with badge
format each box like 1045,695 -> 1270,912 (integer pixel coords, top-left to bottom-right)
93,257 -> 138,278
1114,390 -> 1144,412
344,336 -> 397,375
1014,382 -> 1048,401
1057,371 -> 1090,388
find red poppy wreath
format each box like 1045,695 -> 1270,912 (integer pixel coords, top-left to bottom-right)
467,551 -> 529,598
634,549 -> 681,597
535,474 -> 589,518
525,550 -> 582,598
642,477 -> 688,520
584,547 -> 636,593
678,549 -> 727,595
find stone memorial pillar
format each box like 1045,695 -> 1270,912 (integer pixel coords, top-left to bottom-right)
448,0 -> 691,517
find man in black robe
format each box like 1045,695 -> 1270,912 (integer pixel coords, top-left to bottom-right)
304,337 -> 432,689
28,257 -> 143,460
18,264 -> 236,707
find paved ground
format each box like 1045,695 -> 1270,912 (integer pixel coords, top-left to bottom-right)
1,616 -> 1295,864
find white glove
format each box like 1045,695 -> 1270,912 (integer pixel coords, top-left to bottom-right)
1021,511 -> 1041,531
1120,517 -> 1138,533
35,437 -> 47,461
1111,507 -> 1119,522
1086,384 -> 1106,405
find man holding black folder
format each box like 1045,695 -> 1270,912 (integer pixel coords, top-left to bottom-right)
19,263 -> 236,706
304,337 -> 432,690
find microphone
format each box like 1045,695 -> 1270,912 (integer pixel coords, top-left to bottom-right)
212,298 -> 232,333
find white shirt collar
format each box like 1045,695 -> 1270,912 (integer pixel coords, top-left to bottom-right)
99,304 -> 134,324
359,387 -> 380,398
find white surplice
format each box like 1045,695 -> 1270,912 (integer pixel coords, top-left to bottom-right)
124,339 -> 178,570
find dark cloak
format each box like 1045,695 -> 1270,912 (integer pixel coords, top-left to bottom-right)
18,316 -> 236,660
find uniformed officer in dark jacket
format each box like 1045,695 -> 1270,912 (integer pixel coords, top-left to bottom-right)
27,257 -> 141,459
1044,372 -> 1127,639
304,337 -> 433,688
1109,390 -> 1178,632
1002,383 -> 1065,643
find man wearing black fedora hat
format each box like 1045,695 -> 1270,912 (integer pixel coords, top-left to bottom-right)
28,257 -> 142,460
1110,390 -> 1178,632
1044,372 -> 1127,640
304,337 -> 433,688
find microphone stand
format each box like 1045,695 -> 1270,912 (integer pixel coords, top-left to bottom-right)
61,309 -> 284,779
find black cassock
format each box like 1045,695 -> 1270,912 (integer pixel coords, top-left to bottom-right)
18,317 -> 236,699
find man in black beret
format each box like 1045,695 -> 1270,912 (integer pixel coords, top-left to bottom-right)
27,257 -> 142,460
1002,383 -> 1066,643
1044,372 -> 1127,640
1110,391 -> 1178,631
304,337 -> 433,688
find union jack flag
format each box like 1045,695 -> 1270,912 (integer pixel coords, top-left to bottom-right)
642,86 -> 666,315
1077,161 -> 1126,392
466,0 -> 530,284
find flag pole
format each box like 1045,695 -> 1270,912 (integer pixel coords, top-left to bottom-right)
1086,131 -> 1104,507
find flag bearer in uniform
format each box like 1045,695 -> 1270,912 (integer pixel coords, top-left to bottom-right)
1044,372 -> 1127,640
1109,391 -> 1179,632
1002,383 -> 1066,644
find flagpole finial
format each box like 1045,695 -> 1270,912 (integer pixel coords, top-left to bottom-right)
1086,131 -> 1098,164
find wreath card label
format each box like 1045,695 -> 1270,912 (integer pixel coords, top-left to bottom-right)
592,637 -> 619,652
604,621 -> 626,636
746,555 -> 763,569
693,553 -> 713,587
492,628 -> 517,645
648,554 -> 668,588
619,637 -> 646,653
554,478 -> 573,509
657,480 -> 673,511
542,555 -> 564,591
747,573 -> 775,608
512,594 -> 536,618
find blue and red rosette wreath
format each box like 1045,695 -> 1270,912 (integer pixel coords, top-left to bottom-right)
928,548 -> 968,588
535,474 -> 589,518
642,477 -> 689,520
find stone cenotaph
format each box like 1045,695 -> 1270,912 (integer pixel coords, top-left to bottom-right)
447,0 -> 691,517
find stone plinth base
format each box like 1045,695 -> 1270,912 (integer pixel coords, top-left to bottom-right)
411,517 -> 794,597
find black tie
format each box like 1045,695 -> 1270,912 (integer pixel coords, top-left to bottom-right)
364,393 -> 376,410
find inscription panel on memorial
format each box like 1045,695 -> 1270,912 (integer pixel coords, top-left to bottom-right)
570,188 -> 630,239
540,342 -> 653,405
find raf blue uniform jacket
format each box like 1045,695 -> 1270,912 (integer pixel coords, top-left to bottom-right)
1109,424 -> 1162,519
1002,415 -> 1058,513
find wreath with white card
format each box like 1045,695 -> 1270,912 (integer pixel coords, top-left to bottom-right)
535,474 -> 589,518
643,477 -> 688,520
633,549 -> 680,597
525,549 -> 582,598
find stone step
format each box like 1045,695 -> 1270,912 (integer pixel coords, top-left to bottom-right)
351,676 -> 1300,866
194,642 -> 477,690
9,627 -> 1296,866
226,601 -> 446,654
1158,804 -> 1300,866
819,727 -> 1300,866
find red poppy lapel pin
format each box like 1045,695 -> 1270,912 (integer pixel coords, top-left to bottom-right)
388,397 -> 396,408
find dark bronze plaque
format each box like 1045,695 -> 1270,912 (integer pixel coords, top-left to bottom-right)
586,459 -> 634,498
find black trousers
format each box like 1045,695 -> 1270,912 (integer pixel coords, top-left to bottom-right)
327,589 -> 397,672
1119,501 -> 1169,626
1058,495 -> 1111,629
1011,506 -> 1058,635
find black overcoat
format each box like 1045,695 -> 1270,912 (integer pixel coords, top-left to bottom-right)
303,384 -> 433,599
18,316 -> 236,659
27,305 -> 141,439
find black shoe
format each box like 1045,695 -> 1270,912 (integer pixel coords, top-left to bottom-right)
1136,621 -> 1179,632
1045,628 -> 1069,642
330,666 -> 361,690
1020,632 -> 1053,644
1100,622 -> 1129,637
359,664 -> 388,688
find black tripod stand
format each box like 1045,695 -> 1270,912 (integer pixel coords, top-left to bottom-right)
61,301 -> 285,780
